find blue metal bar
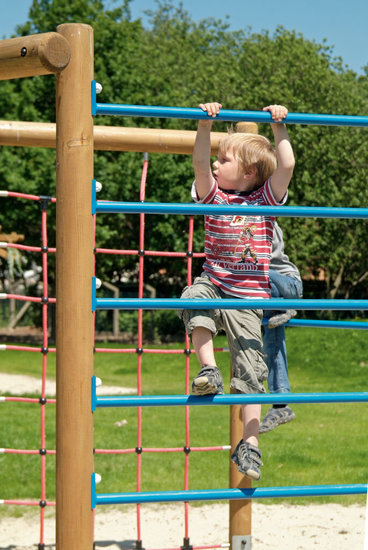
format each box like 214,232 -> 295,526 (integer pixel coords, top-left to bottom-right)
91,80 -> 97,116
286,319 -> 368,329
95,201 -> 368,219
92,277 -> 97,312
93,103 -> 368,127
92,482 -> 367,506
93,297 -> 368,311
91,375 -> 97,412
91,178 -> 97,214
93,390 -> 368,410
91,474 -> 97,509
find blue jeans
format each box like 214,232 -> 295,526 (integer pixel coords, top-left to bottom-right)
263,270 -> 303,394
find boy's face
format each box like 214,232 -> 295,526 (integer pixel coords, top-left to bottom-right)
212,150 -> 255,193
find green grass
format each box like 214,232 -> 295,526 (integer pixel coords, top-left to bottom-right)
0,327 -> 367,518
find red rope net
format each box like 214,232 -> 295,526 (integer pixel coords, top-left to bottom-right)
0,193 -> 56,549
0,157 -> 229,549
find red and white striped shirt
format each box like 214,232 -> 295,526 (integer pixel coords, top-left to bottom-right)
193,178 -> 287,299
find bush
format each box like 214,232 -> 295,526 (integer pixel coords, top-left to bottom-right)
152,310 -> 186,342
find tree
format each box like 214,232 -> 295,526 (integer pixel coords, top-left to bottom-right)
0,0 -> 368,327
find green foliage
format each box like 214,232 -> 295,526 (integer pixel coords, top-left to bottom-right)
150,309 -> 186,341
1,0 -> 368,313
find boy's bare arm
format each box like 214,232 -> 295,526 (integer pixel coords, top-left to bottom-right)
263,105 -> 295,203
193,102 -> 222,200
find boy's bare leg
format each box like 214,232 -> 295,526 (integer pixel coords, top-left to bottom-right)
190,327 -> 224,395
191,326 -> 216,365
242,404 -> 261,447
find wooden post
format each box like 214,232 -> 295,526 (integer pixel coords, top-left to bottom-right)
0,32 -> 70,80
55,23 -> 94,550
229,121 -> 259,550
229,403 -> 252,550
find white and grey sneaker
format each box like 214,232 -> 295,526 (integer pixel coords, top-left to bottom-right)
268,310 -> 297,329
259,405 -> 296,433
231,440 -> 263,480
192,365 -> 224,396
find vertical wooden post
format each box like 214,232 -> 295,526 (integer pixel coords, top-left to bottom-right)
55,23 -> 94,550
229,121 -> 259,550
229,403 -> 252,550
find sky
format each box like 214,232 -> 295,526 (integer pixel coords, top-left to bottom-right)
0,0 -> 367,75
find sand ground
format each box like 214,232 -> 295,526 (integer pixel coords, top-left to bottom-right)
0,502 -> 366,549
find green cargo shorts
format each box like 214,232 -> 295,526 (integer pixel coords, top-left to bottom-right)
178,275 -> 268,394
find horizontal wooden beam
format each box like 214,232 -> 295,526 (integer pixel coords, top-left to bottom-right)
0,120 -> 239,154
0,32 -> 71,80
92,125 -> 227,154
0,120 -> 57,147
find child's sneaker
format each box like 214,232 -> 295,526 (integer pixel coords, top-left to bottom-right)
231,440 -> 263,480
268,309 -> 297,329
192,365 -> 224,396
259,405 -> 295,433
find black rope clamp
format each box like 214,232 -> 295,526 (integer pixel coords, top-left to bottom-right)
181,538 -> 193,550
39,196 -> 52,211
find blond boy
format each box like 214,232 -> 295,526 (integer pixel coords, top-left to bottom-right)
179,102 -> 294,480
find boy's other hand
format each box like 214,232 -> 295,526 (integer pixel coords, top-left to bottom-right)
199,102 -> 222,118
263,104 -> 288,122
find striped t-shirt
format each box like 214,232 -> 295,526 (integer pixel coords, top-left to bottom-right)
193,178 -> 287,299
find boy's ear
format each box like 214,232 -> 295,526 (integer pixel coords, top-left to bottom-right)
244,164 -> 257,179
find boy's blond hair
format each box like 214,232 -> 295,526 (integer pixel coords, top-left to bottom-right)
218,132 -> 277,188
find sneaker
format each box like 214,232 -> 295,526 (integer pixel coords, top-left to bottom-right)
259,405 -> 295,433
267,310 -> 297,329
192,365 -> 224,396
231,440 -> 263,481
